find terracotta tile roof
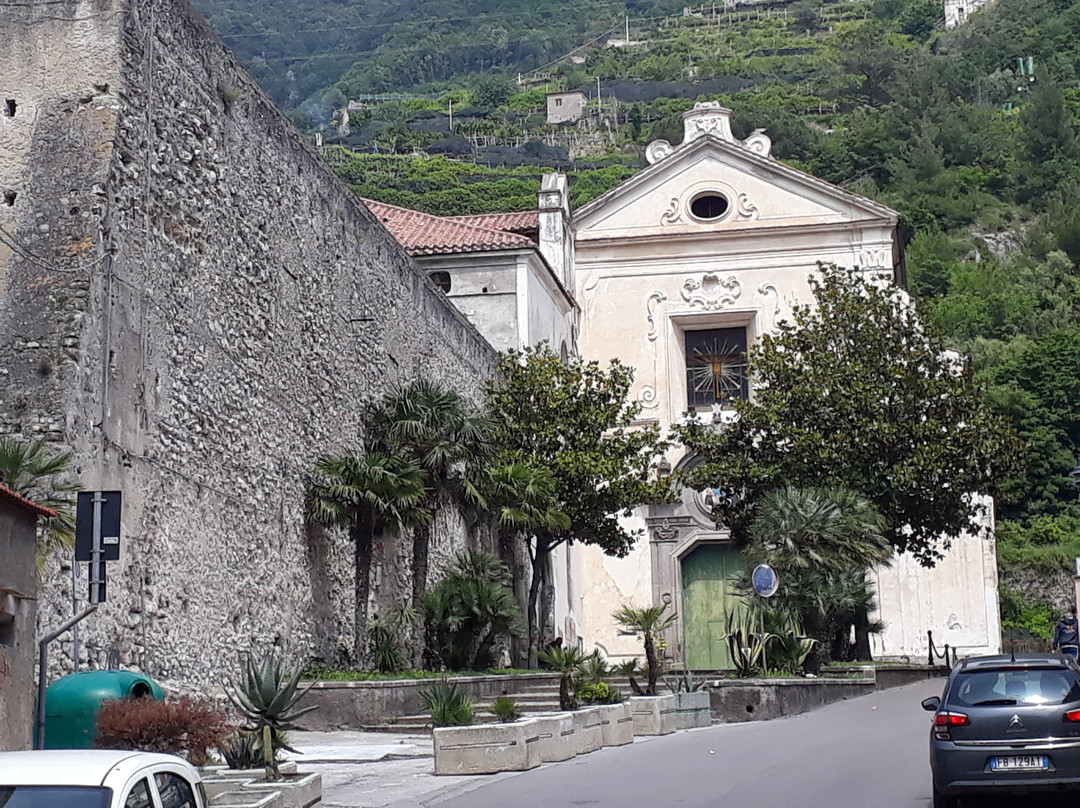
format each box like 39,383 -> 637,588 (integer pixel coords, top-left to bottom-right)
364,199 -> 536,257
0,484 -> 57,518
449,210 -> 540,238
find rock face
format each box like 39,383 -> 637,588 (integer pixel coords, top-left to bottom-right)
0,0 -> 496,687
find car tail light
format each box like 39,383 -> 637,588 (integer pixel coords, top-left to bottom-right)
935,712 -> 970,727
933,711 -> 969,740
1064,710 -> 1080,722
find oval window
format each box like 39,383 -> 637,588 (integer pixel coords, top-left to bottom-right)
429,271 -> 452,293
690,193 -> 729,221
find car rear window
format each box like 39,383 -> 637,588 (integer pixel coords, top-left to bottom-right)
0,786 -> 111,808
950,668 -> 1080,706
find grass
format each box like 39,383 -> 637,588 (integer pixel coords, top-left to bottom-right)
299,665 -> 541,681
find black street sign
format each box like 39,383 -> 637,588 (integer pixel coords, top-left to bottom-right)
75,491 -> 122,561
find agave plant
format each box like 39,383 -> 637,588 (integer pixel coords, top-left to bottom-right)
723,608 -> 773,678
229,653 -> 318,778
664,670 -> 706,694
490,695 -> 522,722
419,679 -> 475,726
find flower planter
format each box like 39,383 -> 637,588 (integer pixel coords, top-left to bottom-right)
630,694 -> 676,736
241,773 -> 322,808
572,706 -> 604,754
530,712 -> 577,762
673,691 -> 712,729
596,701 -> 634,746
433,720 -> 541,775
207,791 -> 284,808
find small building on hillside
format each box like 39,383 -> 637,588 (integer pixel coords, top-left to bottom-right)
944,0 -> 994,27
0,486 -> 54,751
547,91 -> 588,125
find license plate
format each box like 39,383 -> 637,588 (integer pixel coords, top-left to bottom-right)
989,755 -> 1049,771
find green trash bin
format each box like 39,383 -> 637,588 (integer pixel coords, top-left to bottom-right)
43,670 -> 164,749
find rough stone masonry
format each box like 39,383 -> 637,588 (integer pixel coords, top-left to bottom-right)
0,0 -> 497,689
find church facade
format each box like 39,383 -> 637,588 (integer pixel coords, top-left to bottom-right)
378,101 -> 1002,667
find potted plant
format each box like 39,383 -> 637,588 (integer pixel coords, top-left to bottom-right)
614,604 -> 678,736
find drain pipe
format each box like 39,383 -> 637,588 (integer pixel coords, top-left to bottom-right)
36,605 -> 98,749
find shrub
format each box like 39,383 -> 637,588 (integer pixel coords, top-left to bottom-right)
94,696 -> 232,766
577,681 -> 622,704
220,731 -> 263,770
490,695 -> 522,722
420,680 -> 475,726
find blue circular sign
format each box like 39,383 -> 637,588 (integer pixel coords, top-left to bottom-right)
752,563 -> 779,598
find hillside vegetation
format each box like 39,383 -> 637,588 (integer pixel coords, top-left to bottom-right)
200,0 -> 1080,632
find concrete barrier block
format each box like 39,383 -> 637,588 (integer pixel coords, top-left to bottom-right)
433,720 -> 541,775
573,707 -> 604,754
240,773 -> 322,808
530,712 -> 577,762
597,701 -> 634,746
674,691 -> 712,729
630,695 -> 676,736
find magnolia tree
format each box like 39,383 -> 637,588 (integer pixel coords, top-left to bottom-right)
673,264 -> 1023,566
486,346 -> 672,667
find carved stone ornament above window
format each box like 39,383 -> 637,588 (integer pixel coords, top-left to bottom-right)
681,273 -> 742,310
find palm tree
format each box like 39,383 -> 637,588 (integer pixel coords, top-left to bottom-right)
363,381 -> 494,615
537,643 -> 590,710
745,486 -> 891,663
612,604 -> 677,695
307,453 -> 429,666
474,462 -> 570,666
0,436 -> 82,571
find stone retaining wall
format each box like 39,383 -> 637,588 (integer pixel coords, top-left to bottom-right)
297,673 -> 560,730
708,677 -> 876,723
0,0 -> 497,689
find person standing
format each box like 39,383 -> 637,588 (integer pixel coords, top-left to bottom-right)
1053,613 -> 1080,658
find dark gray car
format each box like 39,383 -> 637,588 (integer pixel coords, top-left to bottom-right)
923,653 -> 1080,807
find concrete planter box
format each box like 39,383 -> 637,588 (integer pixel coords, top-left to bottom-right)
630,695 -> 676,736
673,691 -> 712,729
208,792 -> 283,808
241,773 -> 322,808
530,712 -> 577,762
572,706 -> 604,754
433,720 -> 541,775
596,701 -> 634,746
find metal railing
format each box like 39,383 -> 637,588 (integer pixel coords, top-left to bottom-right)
927,629 -> 958,670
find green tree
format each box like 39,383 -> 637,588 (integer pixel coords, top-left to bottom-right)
0,437 -> 82,571
673,265 -> 1023,567
486,346 -> 671,667
364,381 -> 494,621
424,550 -> 523,670
742,487 -> 892,662
307,453 -> 430,666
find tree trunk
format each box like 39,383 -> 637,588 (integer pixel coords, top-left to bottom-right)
854,605 -> 873,661
352,512 -> 374,668
644,634 -> 659,695
527,539 -> 549,670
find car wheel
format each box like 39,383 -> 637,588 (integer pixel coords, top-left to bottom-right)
932,784 -> 958,808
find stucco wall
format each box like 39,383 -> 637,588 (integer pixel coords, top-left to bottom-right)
0,0 -> 496,688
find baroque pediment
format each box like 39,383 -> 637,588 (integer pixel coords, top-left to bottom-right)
574,103 -> 898,240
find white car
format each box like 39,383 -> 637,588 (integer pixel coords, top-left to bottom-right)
0,749 -> 207,808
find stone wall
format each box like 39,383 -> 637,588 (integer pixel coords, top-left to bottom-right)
0,0 -> 497,689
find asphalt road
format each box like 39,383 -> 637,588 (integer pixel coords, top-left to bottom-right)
429,679 -> 1075,808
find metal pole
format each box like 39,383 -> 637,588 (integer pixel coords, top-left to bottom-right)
90,491 -> 104,604
71,562 -> 79,671
759,602 -> 768,675
36,605 -> 98,749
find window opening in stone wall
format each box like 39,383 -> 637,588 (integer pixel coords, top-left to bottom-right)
3,99 -> 15,117
0,613 -> 14,646
555,98 -> 563,107
429,271 -> 451,293
685,327 -> 748,410
689,193 -> 729,221
3,190 -> 15,207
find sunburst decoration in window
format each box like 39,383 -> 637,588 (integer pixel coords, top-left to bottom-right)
688,338 -> 747,402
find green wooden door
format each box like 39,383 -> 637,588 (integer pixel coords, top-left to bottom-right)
681,544 -> 745,670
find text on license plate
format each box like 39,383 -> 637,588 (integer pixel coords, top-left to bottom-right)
989,755 -> 1049,771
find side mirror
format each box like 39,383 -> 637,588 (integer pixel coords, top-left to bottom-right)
921,696 -> 941,712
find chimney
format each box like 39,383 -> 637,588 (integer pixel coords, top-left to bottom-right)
538,173 -> 573,290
